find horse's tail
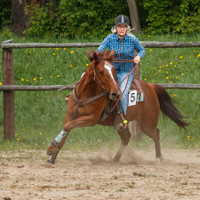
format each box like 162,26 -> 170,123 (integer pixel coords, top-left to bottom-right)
151,84 -> 190,130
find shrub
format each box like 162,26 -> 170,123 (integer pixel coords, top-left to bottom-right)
0,0 -> 11,29
24,0 -> 129,38
143,0 -> 200,34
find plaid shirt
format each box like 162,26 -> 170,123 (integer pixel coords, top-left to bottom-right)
97,33 -> 145,73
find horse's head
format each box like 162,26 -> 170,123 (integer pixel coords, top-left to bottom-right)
87,50 -> 121,101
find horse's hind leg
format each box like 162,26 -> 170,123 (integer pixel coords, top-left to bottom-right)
113,127 -> 131,163
154,128 -> 162,159
144,127 -> 162,161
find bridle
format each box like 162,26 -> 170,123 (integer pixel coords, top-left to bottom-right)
89,61 -> 110,93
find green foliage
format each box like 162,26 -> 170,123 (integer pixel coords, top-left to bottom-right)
1,27 -> 13,39
24,0 -> 129,38
1,0 -> 200,36
143,0 -> 200,34
0,0 -> 11,29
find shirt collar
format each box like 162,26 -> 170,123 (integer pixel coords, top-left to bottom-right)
115,33 -> 128,41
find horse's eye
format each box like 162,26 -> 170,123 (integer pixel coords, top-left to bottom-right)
99,71 -> 104,76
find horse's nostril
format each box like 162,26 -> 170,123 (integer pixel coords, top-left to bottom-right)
111,93 -> 119,99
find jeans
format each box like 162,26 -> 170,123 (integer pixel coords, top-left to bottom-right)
116,71 -> 134,115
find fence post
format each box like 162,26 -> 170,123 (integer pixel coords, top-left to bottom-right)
2,39 -> 15,139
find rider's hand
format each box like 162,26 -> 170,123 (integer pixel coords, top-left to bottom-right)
133,55 -> 140,64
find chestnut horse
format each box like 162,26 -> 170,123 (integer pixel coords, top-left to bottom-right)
46,50 -> 189,164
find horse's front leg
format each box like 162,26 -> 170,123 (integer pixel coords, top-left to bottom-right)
46,115 -> 97,164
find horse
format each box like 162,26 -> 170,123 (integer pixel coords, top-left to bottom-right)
46,50 -> 189,164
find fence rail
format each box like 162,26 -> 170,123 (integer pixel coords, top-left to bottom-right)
1,41 -> 200,49
1,83 -> 200,91
1,39 -> 200,139
0,85 -> 74,91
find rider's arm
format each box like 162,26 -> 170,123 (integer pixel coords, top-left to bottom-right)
97,35 -> 111,53
133,55 -> 141,64
133,37 -> 145,59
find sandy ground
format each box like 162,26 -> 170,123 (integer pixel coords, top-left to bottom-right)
1,147 -> 200,200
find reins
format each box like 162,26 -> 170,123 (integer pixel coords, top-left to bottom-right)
110,63 -> 136,112
57,80 -> 80,91
72,89 -> 108,119
113,59 -> 135,63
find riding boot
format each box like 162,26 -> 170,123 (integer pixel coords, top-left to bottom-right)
120,113 -> 128,129
114,111 -> 128,131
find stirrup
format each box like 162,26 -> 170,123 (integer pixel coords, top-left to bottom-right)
115,112 -> 128,131
121,114 -> 128,124
120,114 -> 128,129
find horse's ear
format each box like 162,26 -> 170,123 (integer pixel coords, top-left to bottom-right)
87,51 -> 94,62
87,50 -> 98,62
93,52 -> 98,61
109,50 -> 115,59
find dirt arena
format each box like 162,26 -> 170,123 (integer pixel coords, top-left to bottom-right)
1,147 -> 200,200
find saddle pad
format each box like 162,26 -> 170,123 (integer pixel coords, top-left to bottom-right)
128,79 -> 144,106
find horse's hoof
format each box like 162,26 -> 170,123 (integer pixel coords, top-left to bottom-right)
45,156 -> 55,165
155,154 -> 164,165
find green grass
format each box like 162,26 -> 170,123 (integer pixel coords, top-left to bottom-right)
0,32 -> 200,151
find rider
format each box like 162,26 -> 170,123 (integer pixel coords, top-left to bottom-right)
97,15 -> 145,128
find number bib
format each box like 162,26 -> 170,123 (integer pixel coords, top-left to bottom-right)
128,90 -> 137,106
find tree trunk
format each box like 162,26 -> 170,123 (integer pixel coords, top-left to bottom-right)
10,0 -> 29,35
127,0 -> 141,34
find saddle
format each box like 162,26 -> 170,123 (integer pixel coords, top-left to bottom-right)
129,78 -> 144,103
130,78 -> 143,96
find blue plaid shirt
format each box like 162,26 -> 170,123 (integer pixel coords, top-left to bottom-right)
97,33 -> 145,73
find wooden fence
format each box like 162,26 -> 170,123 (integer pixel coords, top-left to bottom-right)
1,39 -> 200,139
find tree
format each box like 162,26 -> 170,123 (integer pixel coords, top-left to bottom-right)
10,0 -> 29,34
127,0 -> 141,34
10,0 -> 46,34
